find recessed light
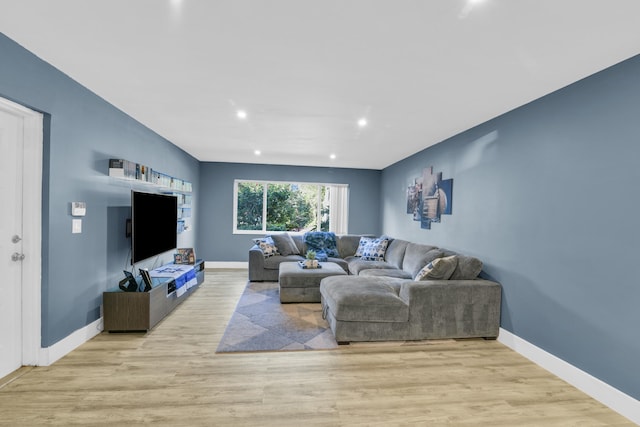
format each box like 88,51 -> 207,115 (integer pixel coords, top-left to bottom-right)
357,118 -> 367,127
330,154 -> 336,160
237,110 -> 247,120
254,150 -> 261,156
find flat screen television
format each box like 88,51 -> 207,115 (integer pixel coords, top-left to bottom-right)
131,190 -> 178,264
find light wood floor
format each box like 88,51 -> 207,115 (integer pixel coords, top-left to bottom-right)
0,269 -> 633,426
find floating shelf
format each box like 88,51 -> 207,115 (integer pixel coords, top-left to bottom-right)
108,159 -> 192,192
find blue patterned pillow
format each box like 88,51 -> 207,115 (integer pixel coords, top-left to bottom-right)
252,237 -> 280,259
357,237 -> 389,261
355,237 -> 373,257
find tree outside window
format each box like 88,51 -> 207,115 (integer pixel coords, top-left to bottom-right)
234,180 -> 337,234
236,181 -> 263,231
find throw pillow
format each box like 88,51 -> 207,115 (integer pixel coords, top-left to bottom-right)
415,255 -> 458,281
252,236 -> 280,259
359,237 -> 390,261
271,233 -> 300,256
355,237 -> 374,257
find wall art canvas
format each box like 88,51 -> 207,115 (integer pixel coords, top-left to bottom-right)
406,166 -> 453,230
439,178 -> 453,215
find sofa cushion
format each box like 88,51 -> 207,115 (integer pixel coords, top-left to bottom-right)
402,243 -> 443,278
336,234 -> 367,258
359,269 -> 412,279
253,237 -> 280,258
415,255 -> 458,280
449,255 -> 483,280
346,257 -> 398,275
355,237 -> 389,261
326,257 -> 349,273
320,276 -> 409,323
271,233 -> 300,256
384,239 -> 409,269
263,254 -> 305,269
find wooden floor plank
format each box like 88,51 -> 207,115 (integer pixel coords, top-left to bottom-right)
0,269 -> 633,426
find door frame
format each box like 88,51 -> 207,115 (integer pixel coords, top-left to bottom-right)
0,97 -> 43,366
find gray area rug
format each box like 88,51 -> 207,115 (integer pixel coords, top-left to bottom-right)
216,281 -> 338,353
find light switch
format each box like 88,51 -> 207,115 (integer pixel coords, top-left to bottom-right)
72,219 -> 82,234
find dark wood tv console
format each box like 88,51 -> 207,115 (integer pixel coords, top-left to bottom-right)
103,259 -> 205,332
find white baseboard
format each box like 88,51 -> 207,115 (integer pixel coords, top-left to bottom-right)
205,261 -> 248,269
498,328 -> 640,425
37,317 -> 103,366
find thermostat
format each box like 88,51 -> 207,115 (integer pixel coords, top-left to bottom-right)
71,202 -> 86,217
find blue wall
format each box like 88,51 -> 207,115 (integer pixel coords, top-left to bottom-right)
198,162 -> 381,261
0,33 -> 200,347
381,54 -> 640,399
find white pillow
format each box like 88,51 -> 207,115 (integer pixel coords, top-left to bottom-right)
355,237 -> 389,261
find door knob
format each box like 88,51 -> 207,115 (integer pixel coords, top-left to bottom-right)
11,252 -> 25,262
12,235 -> 22,243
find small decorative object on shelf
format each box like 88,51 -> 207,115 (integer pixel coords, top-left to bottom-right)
174,248 -> 196,265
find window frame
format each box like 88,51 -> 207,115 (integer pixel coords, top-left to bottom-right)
233,179 -> 347,235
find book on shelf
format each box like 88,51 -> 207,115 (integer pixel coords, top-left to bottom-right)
109,158 -> 140,180
108,159 -> 125,177
108,158 -> 192,192
174,248 -> 196,265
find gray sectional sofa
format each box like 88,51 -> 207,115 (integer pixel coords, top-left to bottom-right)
248,233 -> 501,343
249,233 -> 369,281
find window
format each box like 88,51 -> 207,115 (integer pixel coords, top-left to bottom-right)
234,180 -> 349,234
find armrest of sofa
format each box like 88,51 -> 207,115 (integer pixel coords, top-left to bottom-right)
248,245 -> 266,280
399,279 -> 502,339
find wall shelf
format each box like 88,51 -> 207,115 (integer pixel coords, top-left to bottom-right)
108,158 -> 193,233
108,158 -> 192,193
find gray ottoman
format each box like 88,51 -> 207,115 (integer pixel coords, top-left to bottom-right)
320,275 -> 411,343
278,261 -> 347,303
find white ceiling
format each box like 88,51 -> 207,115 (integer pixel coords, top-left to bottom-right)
1,1 -> 640,169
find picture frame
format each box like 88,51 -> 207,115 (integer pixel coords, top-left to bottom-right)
139,268 -> 153,292
174,247 -> 196,264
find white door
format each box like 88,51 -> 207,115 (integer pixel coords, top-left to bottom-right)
0,106 -> 25,378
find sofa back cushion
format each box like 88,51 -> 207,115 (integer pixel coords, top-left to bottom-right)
384,239 -> 409,269
449,255 -> 484,280
402,243 -> 442,278
292,234 -> 306,254
336,234 -> 367,258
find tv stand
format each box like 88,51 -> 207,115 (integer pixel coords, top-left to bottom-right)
103,260 -> 205,332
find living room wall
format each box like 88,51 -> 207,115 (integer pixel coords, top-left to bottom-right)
381,54 -> 640,400
0,33 -> 200,348
198,162 -> 381,262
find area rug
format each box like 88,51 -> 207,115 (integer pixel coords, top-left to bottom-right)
216,281 -> 339,353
